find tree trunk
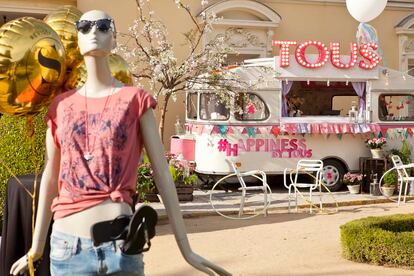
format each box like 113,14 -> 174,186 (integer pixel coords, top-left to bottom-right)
158,94 -> 170,143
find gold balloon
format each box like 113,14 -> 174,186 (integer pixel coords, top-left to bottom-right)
109,54 -> 134,86
64,54 -> 133,90
0,17 -> 66,116
44,5 -> 83,69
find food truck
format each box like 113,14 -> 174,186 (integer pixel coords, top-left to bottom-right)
172,40 -> 414,191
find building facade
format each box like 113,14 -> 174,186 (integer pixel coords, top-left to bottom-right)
1,0 -> 414,146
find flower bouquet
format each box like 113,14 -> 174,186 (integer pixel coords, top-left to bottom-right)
366,137 -> 387,158
365,137 -> 387,149
343,172 -> 363,194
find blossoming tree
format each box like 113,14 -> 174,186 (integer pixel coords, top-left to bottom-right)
116,0 -> 249,141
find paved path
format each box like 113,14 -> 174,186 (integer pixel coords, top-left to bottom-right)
144,202 -> 414,276
149,186 -> 407,220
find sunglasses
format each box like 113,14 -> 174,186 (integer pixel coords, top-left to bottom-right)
75,19 -> 114,34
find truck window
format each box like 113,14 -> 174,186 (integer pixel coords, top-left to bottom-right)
199,93 -> 230,121
284,81 -> 361,117
378,94 -> 414,121
186,93 -> 198,120
234,93 -> 269,121
332,96 -> 359,116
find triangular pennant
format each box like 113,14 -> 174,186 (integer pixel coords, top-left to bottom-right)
336,133 -> 343,140
227,126 -> 234,135
218,125 -> 228,136
271,126 -> 280,137
211,126 -> 220,134
204,125 -> 214,134
246,127 -> 256,137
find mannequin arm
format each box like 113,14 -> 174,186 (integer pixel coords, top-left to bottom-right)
10,128 -> 61,275
140,110 -> 231,276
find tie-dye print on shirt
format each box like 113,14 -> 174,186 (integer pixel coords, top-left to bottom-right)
45,87 -> 156,219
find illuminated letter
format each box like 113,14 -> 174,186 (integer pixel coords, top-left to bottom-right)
272,40 -> 297,67
359,43 -> 380,69
330,42 -> 358,69
295,40 -> 329,69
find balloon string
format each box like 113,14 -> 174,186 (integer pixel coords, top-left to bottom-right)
0,158 -> 33,197
28,116 -> 44,276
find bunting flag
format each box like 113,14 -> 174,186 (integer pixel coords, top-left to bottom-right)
218,125 -> 228,136
271,126 -> 280,137
204,125 -> 214,135
192,124 -> 204,134
246,127 -> 257,137
211,125 -> 220,135
186,123 -> 412,141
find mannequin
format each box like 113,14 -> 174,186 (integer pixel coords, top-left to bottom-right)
10,10 -> 230,276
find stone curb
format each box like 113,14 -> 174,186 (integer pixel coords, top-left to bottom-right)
156,196 -> 414,225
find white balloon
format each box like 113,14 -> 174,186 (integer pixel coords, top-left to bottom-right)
346,0 -> 388,23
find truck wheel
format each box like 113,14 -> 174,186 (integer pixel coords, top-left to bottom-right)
321,159 -> 346,192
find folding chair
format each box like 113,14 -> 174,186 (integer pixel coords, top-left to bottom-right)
391,155 -> 414,206
283,159 -> 323,213
209,160 -> 272,219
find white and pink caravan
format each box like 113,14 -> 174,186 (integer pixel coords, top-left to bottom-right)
173,40 -> 414,191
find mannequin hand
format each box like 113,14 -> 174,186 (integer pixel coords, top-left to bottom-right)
185,251 -> 232,276
10,250 -> 42,275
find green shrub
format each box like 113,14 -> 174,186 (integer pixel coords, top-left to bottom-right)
0,111 -> 47,221
340,213 -> 414,269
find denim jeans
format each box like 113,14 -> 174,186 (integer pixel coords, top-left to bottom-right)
50,230 -> 144,275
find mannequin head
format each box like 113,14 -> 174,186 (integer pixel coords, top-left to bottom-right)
76,10 -> 116,57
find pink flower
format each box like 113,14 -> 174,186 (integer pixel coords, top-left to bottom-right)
343,172 -> 364,185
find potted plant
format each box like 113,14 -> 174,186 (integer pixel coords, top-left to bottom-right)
382,170 -> 397,197
343,172 -> 363,194
136,153 -> 198,202
365,137 -> 387,158
167,153 -> 198,202
136,162 -> 159,203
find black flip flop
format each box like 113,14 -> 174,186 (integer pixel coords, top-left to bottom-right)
122,205 -> 158,255
91,215 -> 130,246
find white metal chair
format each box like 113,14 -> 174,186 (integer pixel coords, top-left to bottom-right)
391,155 -> 414,206
283,159 -> 323,213
209,160 -> 272,219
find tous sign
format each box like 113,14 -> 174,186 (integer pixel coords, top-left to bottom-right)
272,40 -> 380,70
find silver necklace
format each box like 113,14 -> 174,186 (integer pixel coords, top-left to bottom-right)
83,85 -> 115,162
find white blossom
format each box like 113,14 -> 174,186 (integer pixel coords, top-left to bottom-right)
114,0 -> 263,140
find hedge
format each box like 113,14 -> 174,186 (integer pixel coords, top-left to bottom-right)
340,213 -> 414,269
0,111 -> 47,225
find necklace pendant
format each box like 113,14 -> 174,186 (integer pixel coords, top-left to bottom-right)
84,153 -> 93,162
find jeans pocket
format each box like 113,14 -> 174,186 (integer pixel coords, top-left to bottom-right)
50,235 -> 73,261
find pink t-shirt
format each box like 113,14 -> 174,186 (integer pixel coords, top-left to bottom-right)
45,86 -> 157,219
